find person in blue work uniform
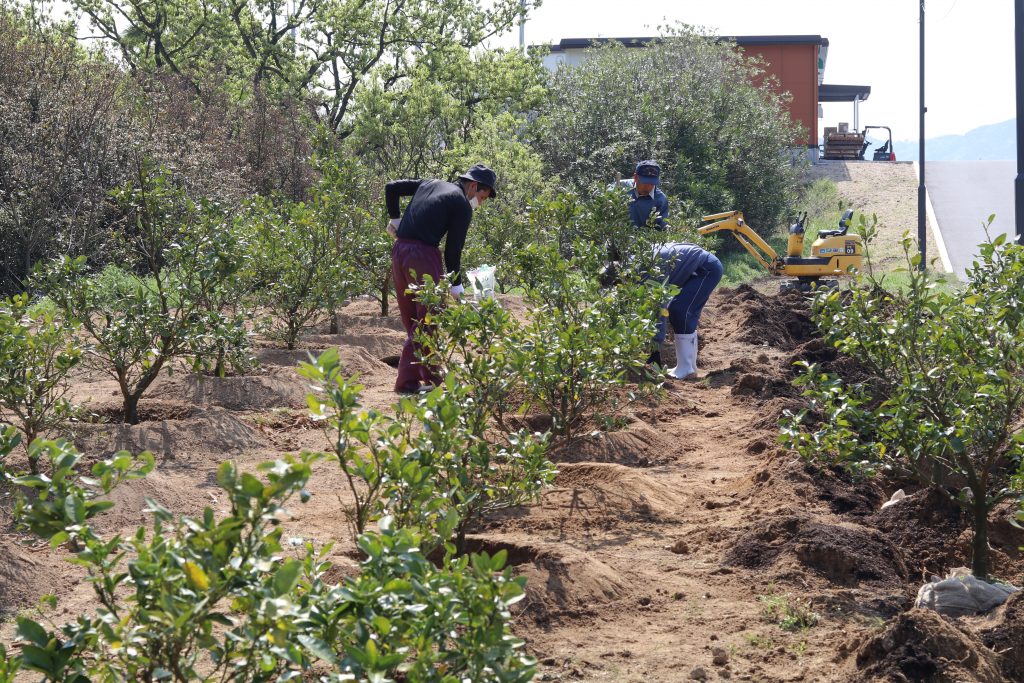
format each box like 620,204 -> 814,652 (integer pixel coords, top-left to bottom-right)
628,160 -> 671,230
623,159 -> 722,379
651,242 -> 723,380
385,163 -> 496,394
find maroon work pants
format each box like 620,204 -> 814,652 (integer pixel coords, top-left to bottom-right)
391,237 -> 444,393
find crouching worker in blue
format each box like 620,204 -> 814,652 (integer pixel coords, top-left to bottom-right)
621,159 -> 722,380
652,243 -> 723,380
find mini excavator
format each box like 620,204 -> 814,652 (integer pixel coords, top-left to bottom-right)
698,209 -> 863,290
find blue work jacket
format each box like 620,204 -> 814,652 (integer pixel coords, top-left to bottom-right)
628,187 -> 670,230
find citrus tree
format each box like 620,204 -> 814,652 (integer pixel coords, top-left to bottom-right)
301,348 -> 555,554
245,196 -> 355,348
782,227 -> 1024,579
0,416 -> 536,682
511,242 -> 668,445
34,163 -> 249,423
0,295 -> 81,472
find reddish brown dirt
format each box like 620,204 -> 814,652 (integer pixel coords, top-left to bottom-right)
2,288 -> 1023,682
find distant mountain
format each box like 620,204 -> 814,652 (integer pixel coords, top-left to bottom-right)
892,119 -> 1016,161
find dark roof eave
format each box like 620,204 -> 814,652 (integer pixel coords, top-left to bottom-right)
819,84 -> 872,102
544,35 -> 828,53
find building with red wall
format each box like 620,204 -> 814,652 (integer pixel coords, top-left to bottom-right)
542,35 -> 869,161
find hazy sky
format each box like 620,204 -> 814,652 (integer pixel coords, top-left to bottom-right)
490,0 -> 1016,142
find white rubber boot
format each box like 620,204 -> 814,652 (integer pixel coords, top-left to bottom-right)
667,332 -> 697,380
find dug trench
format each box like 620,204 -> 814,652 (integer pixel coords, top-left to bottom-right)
2,291 -> 1024,681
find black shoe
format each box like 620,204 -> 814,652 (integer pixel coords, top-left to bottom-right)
646,350 -> 662,367
395,383 -> 421,395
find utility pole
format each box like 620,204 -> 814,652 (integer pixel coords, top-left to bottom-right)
519,0 -> 527,54
1016,0 -> 1023,241
918,1 -> 927,269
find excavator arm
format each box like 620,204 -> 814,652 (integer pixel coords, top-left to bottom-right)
697,211 -> 784,276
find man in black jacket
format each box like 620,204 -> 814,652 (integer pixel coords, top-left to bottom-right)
384,163 -> 497,394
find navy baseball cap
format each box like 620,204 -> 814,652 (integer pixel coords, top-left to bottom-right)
459,163 -> 498,198
635,160 -> 661,185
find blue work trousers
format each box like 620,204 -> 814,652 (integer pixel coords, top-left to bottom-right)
654,254 -> 724,343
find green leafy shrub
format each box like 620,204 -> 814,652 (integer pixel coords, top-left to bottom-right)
536,26 -> 800,234
300,349 -> 434,540
511,242 -> 666,444
34,163 -> 251,423
302,348 -> 555,554
1,426 -> 536,681
246,197 -> 354,348
0,643 -> 19,682
300,517 -> 536,682
9,437 -> 154,550
4,427 -> 323,681
0,293 -> 81,472
398,378 -> 555,553
415,283 -> 521,432
183,210 -> 257,377
313,152 -> 393,316
782,228 -> 1024,578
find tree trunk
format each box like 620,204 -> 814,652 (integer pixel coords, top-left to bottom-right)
971,495 -> 990,579
329,309 -> 339,334
379,278 -> 390,317
456,523 -> 467,556
124,392 -> 142,426
26,428 -> 39,474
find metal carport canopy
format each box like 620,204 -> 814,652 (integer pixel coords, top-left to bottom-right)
819,84 -> 871,102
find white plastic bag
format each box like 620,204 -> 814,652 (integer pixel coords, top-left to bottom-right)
466,264 -> 496,300
880,489 -> 906,510
915,567 -> 1020,617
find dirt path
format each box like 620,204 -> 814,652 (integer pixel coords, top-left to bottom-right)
2,290 -> 1022,682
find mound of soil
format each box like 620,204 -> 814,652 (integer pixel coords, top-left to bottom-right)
464,537 -> 626,624
80,400 -> 197,423
0,541 -> 81,616
714,285 -> 816,350
183,372 -> 309,411
748,457 -> 884,519
750,396 -> 806,431
853,609 -> 1003,682
484,462 -> 685,538
337,346 -> 394,378
256,348 -> 326,367
254,345 -> 392,380
979,591 -> 1024,680
338,332 -> 406,360
335,299 -> 406,333
868,487 -> 965,580
717,356 -> 796,399
73,407 -> 266,459
553,463 -> 685,518
552,422 -> 682,467
725,514 -> 907,587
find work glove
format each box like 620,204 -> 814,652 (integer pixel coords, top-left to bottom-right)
386,218 -> 400,238
450,283 -> 465,300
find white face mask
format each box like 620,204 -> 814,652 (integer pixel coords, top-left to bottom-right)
469,196 -> 480,210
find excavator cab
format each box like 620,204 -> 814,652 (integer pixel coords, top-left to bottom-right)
817,209 -> 855,238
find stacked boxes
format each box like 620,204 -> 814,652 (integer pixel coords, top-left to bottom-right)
822,126 -> 864,160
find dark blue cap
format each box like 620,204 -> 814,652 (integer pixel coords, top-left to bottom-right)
635,160 -> 661,185
459,163 -> 498,197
